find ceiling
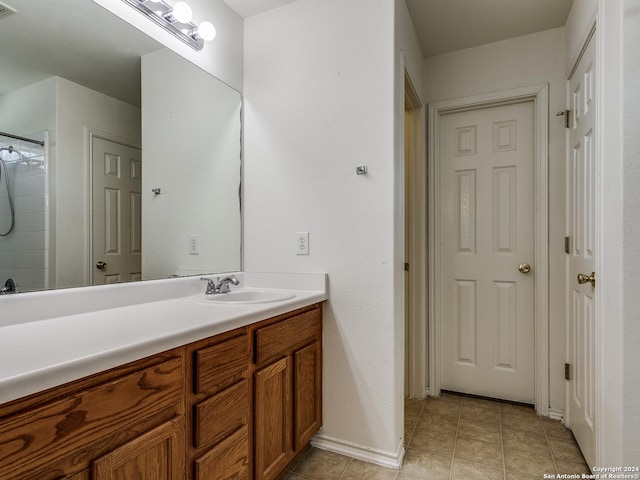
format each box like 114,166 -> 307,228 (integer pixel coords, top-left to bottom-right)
405,0 -> 574,57
0,0 -> 162,106
223,0 -> 298,18
224,0 -> 574,58
0,0 -> 576,107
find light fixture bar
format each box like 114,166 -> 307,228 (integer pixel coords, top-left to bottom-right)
122,0 -> 204,51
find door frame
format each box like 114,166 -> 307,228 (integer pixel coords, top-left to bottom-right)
404,70 -> 427,399
85,128 -> 141,286
427,84 -> 550,415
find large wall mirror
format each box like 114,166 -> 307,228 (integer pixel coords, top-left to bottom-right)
0,0 -> 242,293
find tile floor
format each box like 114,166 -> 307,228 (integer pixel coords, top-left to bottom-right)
281,393 -> 590,480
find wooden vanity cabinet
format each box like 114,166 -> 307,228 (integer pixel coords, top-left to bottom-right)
186,329 -> 251,480
252,305 -> 323,480
93,416 -> 185,479
0,351 -> 185,480
0,303 -> 322,480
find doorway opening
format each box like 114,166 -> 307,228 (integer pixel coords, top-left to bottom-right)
404,70 -> 427,400
427,84 -> 550,415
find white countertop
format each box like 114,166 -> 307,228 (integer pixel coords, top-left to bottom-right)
0,272 -> 327,405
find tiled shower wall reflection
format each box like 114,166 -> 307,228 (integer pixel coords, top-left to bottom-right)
0,133 -> 48,292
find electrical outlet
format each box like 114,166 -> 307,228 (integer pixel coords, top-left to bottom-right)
296,232 -> 309,255
189,234 -> 199,255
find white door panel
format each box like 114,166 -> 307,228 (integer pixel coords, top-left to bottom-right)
440,102 -> 535,403
92,138 -> 142,285
568,34 -> 596,468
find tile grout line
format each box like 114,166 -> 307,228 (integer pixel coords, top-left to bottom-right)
336,456 -> 353,480
447,398 -> 463,480
399,398 -> 426,479
405,398 -> 427,450
541,419 -> 561,475
499,402 -> 507,480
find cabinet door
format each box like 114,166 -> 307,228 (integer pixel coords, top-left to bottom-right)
64,471 -> 90,480
294,341 -> 322,449
254,357 -> 292,480
92,417 -> 185,480
194,426 -> 249,480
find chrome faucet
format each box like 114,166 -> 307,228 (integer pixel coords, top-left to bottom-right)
201,277 -> 217,295
216,275 -> 240,293
200,275 -> 240,295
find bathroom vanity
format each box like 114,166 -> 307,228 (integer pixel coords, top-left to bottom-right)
0,273 -> 326,480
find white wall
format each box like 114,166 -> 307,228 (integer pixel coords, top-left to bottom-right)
0,79 -> 56,291
93,0 -> 244,92
244,0 -> 405,463
395,0 -> 425,101
621,0 -> 640,463
141,49 -> 241,279
565,0 -> 598,70
55,77 -> 141,288
423,28 -> 568,412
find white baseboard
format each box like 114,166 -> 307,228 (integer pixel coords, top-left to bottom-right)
548,408 -> 565,422
311,433 -> 405,469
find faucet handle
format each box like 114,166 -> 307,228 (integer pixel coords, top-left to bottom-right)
200,277 -> 216,295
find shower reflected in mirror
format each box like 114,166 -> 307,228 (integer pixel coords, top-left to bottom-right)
0,132 -> 47,291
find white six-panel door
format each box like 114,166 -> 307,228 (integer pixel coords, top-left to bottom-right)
92,137 -> 142,285
440,101 -> 535,403
567,34 -> 597,468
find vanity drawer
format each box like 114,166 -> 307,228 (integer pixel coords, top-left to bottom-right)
194,334 -> 249,395
193,379 -> 249,449
254,308 -> 321,365
0,357 -> 183,480
194,425 -> 249,480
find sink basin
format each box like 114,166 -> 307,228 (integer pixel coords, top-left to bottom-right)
193,289 -> 296,305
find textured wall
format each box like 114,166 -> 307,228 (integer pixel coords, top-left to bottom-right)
622,0 -> 640,463
244,0 -> 406,460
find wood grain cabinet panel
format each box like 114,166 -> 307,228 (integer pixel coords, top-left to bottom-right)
194,426 -> 249,480
63,470 -> 90,480
254,357 -> 292,480
252,306 -> 323,480
254,309 -> 320,365
294,341 -> 322,450
0,358 -> 183,480
93,416 -> 185,480
193,380 -> 249,449
194,335 -> 248,396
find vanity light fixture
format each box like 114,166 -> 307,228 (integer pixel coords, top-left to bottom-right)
122,0 -> 216,51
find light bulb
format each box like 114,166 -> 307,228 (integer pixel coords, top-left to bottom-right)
197,21 -> 216,41
171,1 -> 192,23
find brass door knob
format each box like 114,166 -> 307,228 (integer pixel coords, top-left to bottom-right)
518,263 -> 531,274
577,272 -> 595,287
96,261 -> 108,270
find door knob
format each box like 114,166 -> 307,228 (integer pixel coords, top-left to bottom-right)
577,272 -> 595,287
96,261 -> 108,270
518,263 -> 531,274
